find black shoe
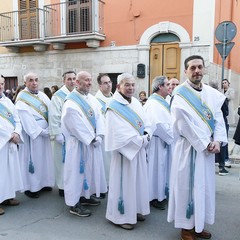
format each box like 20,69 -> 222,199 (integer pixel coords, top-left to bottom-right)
137,213 -> 145,221
150,199 -> 166,210
41,187 -> 52,192
70,203 -> 91,217
24,190 -> 40,198
80,196 -> 101,206
91,193 -> 106,199
59,189 -> 64,197
219,168 -> 229,176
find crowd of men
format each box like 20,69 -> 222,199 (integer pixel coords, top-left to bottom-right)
0,55 -> 228,240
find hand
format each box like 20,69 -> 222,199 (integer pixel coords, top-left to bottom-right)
93,136 -> 102,147
207,141 -> 220,153
40,128 -> 49,137
142,134 -> 150,148
10,132 -> 20,144
55,134 -> 64,144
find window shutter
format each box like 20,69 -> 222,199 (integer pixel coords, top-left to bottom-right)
67,0 -> 91,34
19,0 -> 38,39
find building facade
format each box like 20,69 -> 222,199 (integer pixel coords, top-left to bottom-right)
0,0 -> 239,107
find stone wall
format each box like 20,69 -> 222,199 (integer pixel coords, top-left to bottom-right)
0,45 -> 148,98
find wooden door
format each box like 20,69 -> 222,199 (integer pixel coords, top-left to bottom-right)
19,0 -> 38,39
4,77 -> 18,91
150,43 -> 180,92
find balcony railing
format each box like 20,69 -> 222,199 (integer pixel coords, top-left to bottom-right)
0,0 -> 105,46
0,8 -> 44,42
44,0 -> 104,39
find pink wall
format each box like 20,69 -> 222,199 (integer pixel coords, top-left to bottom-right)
214,0 -> 240,73
101,0 -> 193,46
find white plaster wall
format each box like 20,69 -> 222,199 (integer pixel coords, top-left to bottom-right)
193,0 -> 215,62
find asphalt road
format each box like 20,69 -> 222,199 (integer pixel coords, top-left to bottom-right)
0,165 -> 239,240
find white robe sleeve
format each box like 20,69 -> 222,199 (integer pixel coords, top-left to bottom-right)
62,106 -> 95,145
49,95 -> 63,135
105,109 -> 142,161
172,97 -> 210,152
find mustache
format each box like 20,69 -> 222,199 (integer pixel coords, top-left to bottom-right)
193,74 -> 202,77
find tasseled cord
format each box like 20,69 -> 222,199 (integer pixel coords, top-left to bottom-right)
165,144 -> 170,200
28,137 -> 34,174
186,146 -> 196,219
79,142 -> 89,190
118,154 -> 124,214
62,136 -> 66,163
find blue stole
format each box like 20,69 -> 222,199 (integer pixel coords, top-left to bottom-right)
55,89 -> 67,102
173,85 -> 215,134
107,99 -> 144,136
96,98 -> 106,113
149,93 -> 170,112
0,102 -> 16,127
17,90 -> 48,122
66,91 -> 96,131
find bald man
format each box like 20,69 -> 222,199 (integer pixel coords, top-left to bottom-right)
166,78 -> 180,103
61,71 -> 107,217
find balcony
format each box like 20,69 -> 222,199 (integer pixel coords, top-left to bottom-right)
0,0 -> 105,52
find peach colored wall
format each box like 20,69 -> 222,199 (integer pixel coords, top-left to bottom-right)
214,0 -> 240,74
0,0 -> 12,12
102,0 -> 194,47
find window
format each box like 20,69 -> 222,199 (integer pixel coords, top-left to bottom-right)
18,0 -> 38,39
67,0 -> 91,34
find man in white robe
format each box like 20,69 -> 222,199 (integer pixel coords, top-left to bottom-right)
167,55 -> 228,240
166,78 -> 179,104
49,71 -> 76,197
15,72 -> 54,198
105,73 -> 152,230
144,76 -> 173,210
61,71 -> 107,217
0,77 -> 23,215
95,73 -> 113,188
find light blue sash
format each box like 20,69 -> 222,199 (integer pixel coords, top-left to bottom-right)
17,91 -> 48,122
173,85 -> 215,133
55,89 -> 67,102
149,93 -> 170,112
0,102 -> 16,127
97,98 -> 106,113
107,99 -> 144,136
66,92 -> 96,131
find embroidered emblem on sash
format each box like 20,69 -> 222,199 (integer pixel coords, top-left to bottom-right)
88,109 -> 94,117
40,104 -> 47,113
204,110 -> 212,120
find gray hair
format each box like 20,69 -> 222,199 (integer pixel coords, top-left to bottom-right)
209,80 -> 219,90
24,72 -> 37,83
152,76 -> 167,93
117,73 -> 134,84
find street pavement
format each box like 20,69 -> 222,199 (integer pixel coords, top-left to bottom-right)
0,164 -> 239,240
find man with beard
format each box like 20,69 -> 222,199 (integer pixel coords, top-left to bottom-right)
167,55 -> 227,240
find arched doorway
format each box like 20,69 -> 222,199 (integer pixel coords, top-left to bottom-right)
138,21 -> 191,94
150,33 -> 180,90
